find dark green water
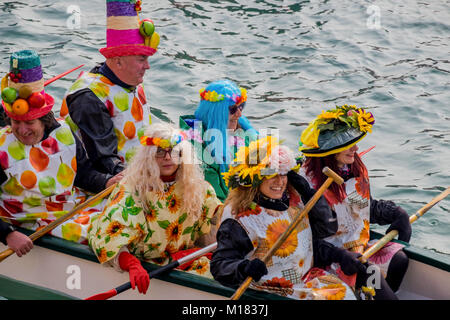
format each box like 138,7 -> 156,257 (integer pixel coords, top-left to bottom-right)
0,0 -> 449,255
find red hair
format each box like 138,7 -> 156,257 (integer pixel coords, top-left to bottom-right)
303,153 -> 368,205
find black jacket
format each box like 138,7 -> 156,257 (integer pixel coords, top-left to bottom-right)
65,63 -> 132,176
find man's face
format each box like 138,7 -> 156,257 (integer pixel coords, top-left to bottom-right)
112,55 -> 150,86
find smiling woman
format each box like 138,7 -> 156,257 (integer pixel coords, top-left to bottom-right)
211,136 -> 356,300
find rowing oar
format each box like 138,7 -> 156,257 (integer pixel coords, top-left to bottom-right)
230,166 -> 344,300
85,242 -> 218,300
0,183 -> 116,263
44,64 -> 84,87
360,186 -> 450,263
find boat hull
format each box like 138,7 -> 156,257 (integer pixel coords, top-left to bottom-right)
1,230 -> 449,300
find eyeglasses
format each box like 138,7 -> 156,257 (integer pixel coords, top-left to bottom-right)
229,102 -> 245,115
155,147 -> 182,159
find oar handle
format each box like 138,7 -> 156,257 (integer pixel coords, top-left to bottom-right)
86,243 -> 218,300
0,183 -> 117,263
230,167 -> 343,300
360,186 -> 450,263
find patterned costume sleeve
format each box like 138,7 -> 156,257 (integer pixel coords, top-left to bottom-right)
88,183 -> 146,264
198,184 -> 222,235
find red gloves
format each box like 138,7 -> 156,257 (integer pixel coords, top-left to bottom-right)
118,252 -> 150,294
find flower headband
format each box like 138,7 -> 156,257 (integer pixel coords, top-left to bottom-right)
199,87 -> 247,105
222,136 -> 299,189
140,133 -> 186,149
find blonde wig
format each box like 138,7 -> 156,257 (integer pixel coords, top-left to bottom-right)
122,123 -> 207,219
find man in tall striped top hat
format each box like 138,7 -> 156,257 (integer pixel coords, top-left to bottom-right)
62,0 -> 160,177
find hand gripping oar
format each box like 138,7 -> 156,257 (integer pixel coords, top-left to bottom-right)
0,183 -> 117,263
230,166 -> 344,300
85,242 -> 218,300
359,186 -> 450,263
44,64 -> 84,87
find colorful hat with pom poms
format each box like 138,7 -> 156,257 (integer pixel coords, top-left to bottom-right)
1,50 -> 54,121
99,0 -> 160,58
298,104 -> 375,157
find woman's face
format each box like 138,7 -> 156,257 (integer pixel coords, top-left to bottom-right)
259,174 -> 288,200
228,103 -> 245,126
155,147 -> 180,177
335,144 -> 359,168
10,118 -> 45,145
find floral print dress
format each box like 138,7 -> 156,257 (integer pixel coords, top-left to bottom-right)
88,180 -> 221,276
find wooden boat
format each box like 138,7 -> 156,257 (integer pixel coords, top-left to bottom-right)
0,228 -> 449,300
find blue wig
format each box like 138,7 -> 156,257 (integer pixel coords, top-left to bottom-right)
194,79 -> 257,173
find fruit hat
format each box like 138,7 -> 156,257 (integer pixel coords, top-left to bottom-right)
222,136 -> 299,189
99,0 -> 160,58
298,104 -> 375,157
1,50 -> 54,121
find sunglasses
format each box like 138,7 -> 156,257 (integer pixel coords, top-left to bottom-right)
155,147 -> 182,159
229,102 -> 245,115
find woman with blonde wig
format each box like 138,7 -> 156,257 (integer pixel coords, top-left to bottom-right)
88,123 -> 222,295
211,137 -> 356,300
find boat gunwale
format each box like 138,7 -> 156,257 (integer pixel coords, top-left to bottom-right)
4,227 -> 449,300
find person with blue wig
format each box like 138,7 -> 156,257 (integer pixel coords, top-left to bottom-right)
180,79 -> 258,202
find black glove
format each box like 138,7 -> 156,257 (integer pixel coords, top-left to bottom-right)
385,206 -> 412,243
332,247 -> 367,276
241,258 -> 268,282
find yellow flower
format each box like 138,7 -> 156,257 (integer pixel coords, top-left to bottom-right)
357,111 -> 374,133
106,221 -> 125,238
266,219 -> 298,258
317,110 -> 344,120
165,220 -> 182,242
167,194 -> 181,214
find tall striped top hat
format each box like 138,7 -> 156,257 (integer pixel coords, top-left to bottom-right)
99,0 -> 160,58
1,50 -> 54,121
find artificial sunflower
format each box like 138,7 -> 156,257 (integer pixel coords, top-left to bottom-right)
317,109 -> 344,121
266,219 -> 298,258
357,110 -> 374,133
106,221 -> 125,238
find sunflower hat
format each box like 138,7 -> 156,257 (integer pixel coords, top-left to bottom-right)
222,136 -> 299,189
298,104 -> 375,157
